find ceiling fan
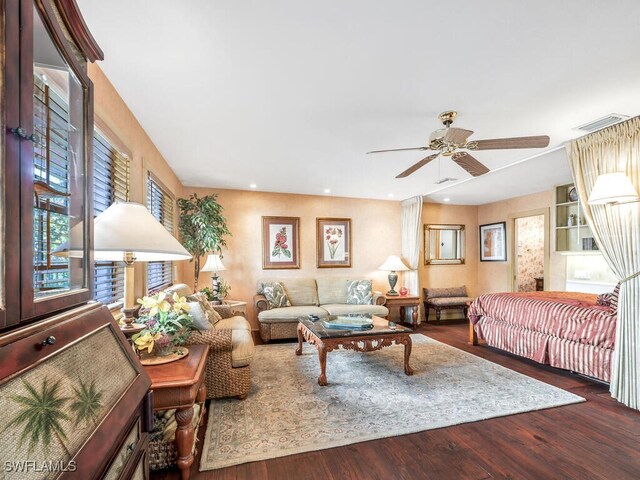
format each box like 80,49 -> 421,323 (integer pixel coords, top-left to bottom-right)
367,111 -> 550,179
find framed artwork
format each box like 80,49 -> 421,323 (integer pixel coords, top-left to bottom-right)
262,216 -> 300,269
316,218 -> 351,268
479,222 -> 507,262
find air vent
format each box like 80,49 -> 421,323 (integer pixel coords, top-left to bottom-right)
575,114 -> 629,133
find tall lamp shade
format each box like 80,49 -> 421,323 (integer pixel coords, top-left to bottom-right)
588,172 -> 640,205
95,203 -> 191,327
200,254 -> 226,302
379,255 -> 409,296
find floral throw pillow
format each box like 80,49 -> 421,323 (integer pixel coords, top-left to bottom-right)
187,292 -> 222,326
596,293 -> 612,307
263,282 -> 291,308
346,280 -> 373,305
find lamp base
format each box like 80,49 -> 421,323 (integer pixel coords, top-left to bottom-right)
386,271 -> 399,297
121,306 -> 138,329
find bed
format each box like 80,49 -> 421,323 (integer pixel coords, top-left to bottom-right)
468,290 -> 617,382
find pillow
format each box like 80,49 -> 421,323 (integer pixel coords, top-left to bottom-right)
187,292 -> 223,326
263,282 -> 291,308
187,301 -> 213,330
347,280 -> 373,305
609,283 -> 621,313
596,293 -> 612,307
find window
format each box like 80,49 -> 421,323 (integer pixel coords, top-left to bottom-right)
146,174 -> 175,293
33,74 -> 71,295
93,130 -> 130,305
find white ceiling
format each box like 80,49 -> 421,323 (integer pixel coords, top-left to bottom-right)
77,0 -> 640,204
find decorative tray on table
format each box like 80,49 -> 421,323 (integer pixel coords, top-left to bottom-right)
322,315 -> 374,330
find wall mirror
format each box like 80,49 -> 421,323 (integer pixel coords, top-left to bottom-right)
424,224 -> 466,265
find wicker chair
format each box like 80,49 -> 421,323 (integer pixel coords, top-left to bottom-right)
184,304 -> 252,400
164,284 -> 254,401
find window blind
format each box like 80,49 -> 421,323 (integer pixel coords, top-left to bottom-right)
33,75 -> 71,294
146,174 -> 175,293
93,130 -> 130,305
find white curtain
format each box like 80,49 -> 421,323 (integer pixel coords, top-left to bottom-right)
567,116 -> 640,409
401,196 -> 423,322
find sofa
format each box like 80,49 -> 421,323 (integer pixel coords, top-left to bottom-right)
165,284 -> 255,400
254,278 -> 389,342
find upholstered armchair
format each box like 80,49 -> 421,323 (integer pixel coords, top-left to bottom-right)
164,284 -> 255,400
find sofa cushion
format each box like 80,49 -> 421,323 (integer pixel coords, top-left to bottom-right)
188,292 -> 223,326
187,301 -> 213,330
231,329 -> 255,368
609,283 -> 620,313
263,282 -> 291,308
164,283 -> 193,298
215,316 -> 251,332
258,306 -> 328,323
423,286 -> 468,300
347,279 -> 373,305
258,278 -> 319,306
316,278 -> 349,305
321,304 -> 389,317
427,296 -> 472,307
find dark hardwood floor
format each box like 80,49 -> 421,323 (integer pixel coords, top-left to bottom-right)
152,322 -> 640,480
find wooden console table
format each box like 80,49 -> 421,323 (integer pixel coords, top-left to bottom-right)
144,344 -> 209,480
384,294 -> 420,329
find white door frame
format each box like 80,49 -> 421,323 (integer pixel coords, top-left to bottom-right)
507,208 -> 550,292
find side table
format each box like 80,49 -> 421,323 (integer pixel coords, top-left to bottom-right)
143,344 -> 209,480
384,295 -> 420,329
223,299 -> 247,318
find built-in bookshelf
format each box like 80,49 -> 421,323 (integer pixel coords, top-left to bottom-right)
555,183 -> 598,252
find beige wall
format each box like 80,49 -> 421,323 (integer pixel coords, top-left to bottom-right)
180,188 -> 402,329
89,64 -> 185,300
420,203 -> 479,296
477,189 -> 566,294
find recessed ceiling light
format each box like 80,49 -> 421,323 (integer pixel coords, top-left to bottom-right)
324,189 -> 331,194
388,193 -> 394,198
443,198 -> 451,202
249,184 -> 257,189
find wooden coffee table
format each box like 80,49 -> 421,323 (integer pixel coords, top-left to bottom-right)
295,315 -> 413,386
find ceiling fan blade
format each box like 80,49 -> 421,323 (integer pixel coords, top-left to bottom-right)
367,147 -> 429,154
470,135 -> 550,150
452,152 -> 490,177
443,127 -> 474,145
396,153 -> 439,178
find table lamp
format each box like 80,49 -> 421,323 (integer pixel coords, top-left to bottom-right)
93,202 -> 191,328
200,254 -> 226,302
379,255 -> 409,296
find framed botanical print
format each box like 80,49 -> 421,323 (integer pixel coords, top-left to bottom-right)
316,218 -> 351,268
262,216 -> 300,269
479,222 -> 507,261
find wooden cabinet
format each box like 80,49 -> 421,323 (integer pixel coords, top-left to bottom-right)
0,2 -> 152,478
0,303 -> 152,479
555,183 -> 598,253
2,0 -> 103,328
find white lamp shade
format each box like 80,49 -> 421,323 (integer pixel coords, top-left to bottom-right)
200,254 -> 226,273
379,255 -> 410,271
588,172 -> 640,205
94,202 -> 192,261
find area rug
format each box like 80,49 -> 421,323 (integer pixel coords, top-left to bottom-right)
200,334 -> 584,471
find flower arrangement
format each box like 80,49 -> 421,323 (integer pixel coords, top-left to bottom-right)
200,279 -> 231,302
271,227 -> 292,258
325,226 -> 343,259
132,292 -> 194,356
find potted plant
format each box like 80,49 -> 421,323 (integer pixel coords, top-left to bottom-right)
200,279 -> 231,302
132,292 -> 194,357
177,193 -> 231,289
